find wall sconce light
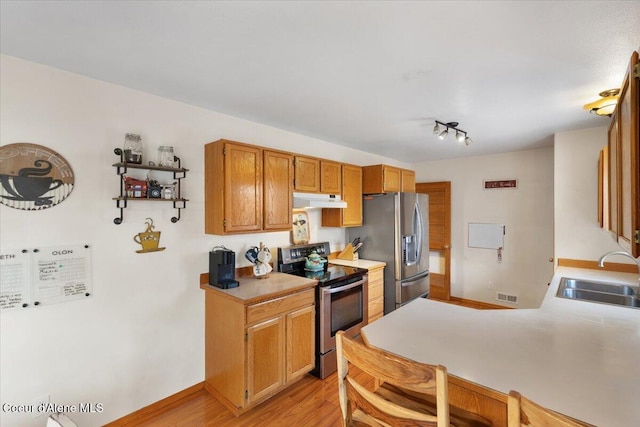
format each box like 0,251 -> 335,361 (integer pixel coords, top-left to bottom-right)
433,120 -> 473,146
583,89 -> 620,117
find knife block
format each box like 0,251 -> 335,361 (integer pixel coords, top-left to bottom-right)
337,244 -> 358,261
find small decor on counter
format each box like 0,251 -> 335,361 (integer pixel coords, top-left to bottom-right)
245,242 -> 272,278
304,250 -> 327,271
133,218 -> 165,253
292,210 -> 310,244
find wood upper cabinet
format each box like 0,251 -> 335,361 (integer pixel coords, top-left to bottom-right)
294,155 -> 320,192
320,160 -> 342,194
322,163 -> 363,227
205,140 -> 263,234
362,164 -> 408,194
205,140 -> 293,234
263,150 -> 293,231
606,50 -> 639,257
401,169 -> 416,192
362,164 -> 417,194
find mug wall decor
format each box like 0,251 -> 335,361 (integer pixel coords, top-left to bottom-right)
0,143 -> 75,210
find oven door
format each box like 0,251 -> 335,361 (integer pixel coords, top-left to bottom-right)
319,275 -> 368,354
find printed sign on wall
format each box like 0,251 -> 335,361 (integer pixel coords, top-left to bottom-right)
0,143 -> 75,210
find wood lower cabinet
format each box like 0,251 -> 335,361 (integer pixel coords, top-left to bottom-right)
322,163 -> 363,227
205,287 -> 315,416
367,266 -> 384,323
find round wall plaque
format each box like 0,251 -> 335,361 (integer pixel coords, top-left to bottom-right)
0,143 -> 75,210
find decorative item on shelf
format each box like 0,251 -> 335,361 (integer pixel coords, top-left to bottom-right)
0,143 -> 75,210
432,120 -> 473,146
583,88 -> 620,117
123,133 -> 143,164
245,242 -> 272,279
147,179 -> 162,198
162,182 -> 176,200
292,209 -> 310,244
157,146 -> 175,168
133,218 -> 165,253
123,176 -> 147,198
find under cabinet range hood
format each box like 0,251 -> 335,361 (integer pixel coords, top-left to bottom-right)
293,192 -> 347,209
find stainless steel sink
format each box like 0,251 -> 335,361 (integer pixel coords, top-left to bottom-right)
556,277 -> 640,309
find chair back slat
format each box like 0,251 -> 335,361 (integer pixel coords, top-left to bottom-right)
339,329 -> 438,394
508,391 -> 594,427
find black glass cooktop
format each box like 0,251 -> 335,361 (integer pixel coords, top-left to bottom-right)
288,265 -> 366,287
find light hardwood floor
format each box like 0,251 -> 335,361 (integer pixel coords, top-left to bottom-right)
118,298 -> 500,427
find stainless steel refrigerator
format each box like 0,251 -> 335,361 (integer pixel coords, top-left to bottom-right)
348,192 -> 429,314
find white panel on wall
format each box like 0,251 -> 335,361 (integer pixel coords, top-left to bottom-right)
468,223 -> 505,249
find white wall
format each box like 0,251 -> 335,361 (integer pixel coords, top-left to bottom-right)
412,148 -> 555,308
553,126 -> 630,262
0,55 -> 409,426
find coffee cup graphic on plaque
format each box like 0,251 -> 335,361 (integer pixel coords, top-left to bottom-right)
133,218 -> 165,253
0,160 -> 64,206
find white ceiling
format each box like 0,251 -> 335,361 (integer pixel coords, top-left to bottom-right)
1,1 -> 639,162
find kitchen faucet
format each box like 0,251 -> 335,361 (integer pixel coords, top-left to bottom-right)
598,250 -> 640,283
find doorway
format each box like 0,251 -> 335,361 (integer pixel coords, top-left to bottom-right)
416,181 -> 451,300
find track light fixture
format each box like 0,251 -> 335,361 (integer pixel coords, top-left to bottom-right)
433,120 -> 473,146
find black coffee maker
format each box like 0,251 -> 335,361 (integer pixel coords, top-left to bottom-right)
209,246 -> 239,289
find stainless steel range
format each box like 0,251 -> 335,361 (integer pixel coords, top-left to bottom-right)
277,242 -> 368,379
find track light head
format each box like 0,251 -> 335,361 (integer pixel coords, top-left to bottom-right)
433,120 -> 473,147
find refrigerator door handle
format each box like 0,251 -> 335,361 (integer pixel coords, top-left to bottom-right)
401,270 -> 430,286
414,200 -> 424,265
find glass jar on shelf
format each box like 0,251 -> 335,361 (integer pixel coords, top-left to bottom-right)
158,146 -> 175,168
123,133 -> 143,164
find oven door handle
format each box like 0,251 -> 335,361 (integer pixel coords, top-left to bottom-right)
325,279 -> 365,294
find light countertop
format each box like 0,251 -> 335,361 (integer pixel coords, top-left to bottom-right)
362,266 -> 640,426
329,258 -> 386,270
200,272 -> 317,305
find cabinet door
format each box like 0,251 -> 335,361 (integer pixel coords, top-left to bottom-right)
224,143 -> 263,233
247,316 -> 285,404
608,117 -> 619,237
294,156 -> 320,192
383,166 -> 402,192
367,267 -> 384,323
285,305 -> 315,383
320,160 -> 342,194
321,164 -> 362,227
264,150 -> 293,231
401,169 -> 416,193
341,164 -> 363,226
616,51 -> 639,257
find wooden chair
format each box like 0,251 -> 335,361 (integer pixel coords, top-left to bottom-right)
507,391 -> 594,427
336,331 -> 491,427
